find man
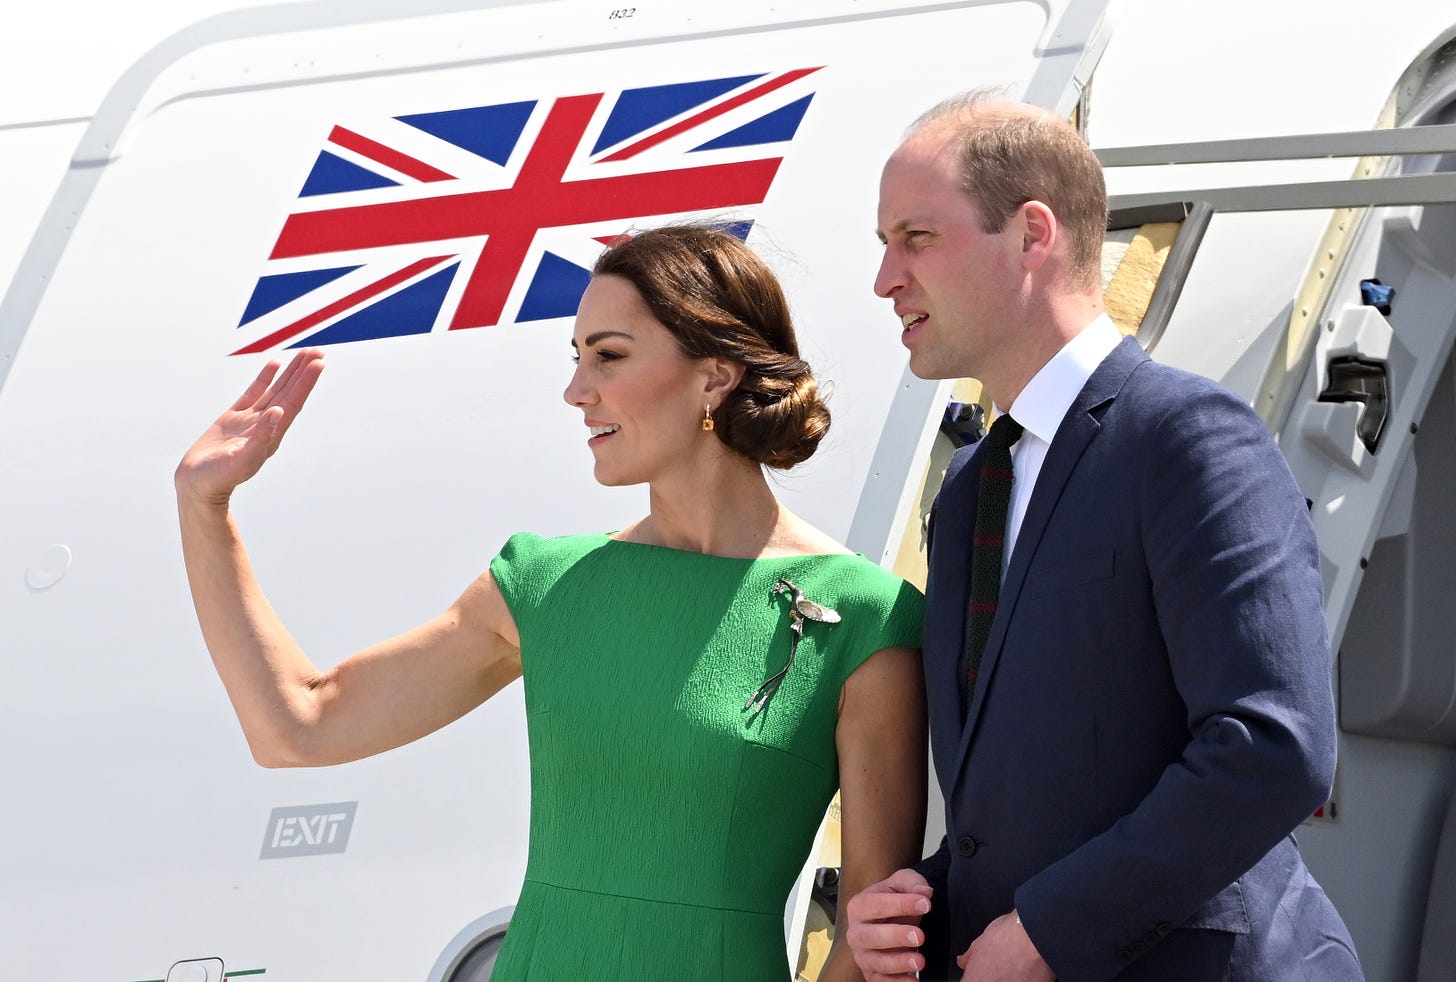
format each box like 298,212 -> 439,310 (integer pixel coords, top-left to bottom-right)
844,94 -> 1363,981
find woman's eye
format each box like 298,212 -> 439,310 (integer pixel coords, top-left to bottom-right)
569,349 -> 623,365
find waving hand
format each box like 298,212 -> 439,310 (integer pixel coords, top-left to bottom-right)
176,349 -> 325,505
174,346 -> 523,767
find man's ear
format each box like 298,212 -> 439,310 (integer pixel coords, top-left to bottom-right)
1019,199 -> 1057,272
702,358 -> 747,400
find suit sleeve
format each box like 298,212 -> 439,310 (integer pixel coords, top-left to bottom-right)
914,836 -> 954,979
1012,382 -> 1337,981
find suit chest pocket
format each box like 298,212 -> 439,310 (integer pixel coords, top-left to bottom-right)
1019,550 -> 1117,602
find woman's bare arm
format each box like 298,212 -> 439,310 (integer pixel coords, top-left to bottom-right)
819,645 -> 928,982
176,350 -> 521,767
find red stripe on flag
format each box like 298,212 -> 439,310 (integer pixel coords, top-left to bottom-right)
231,256 -> 454,355
329,126 -> 455,183
270,93 -> 783,331
272,156 -> 781,257
599,66 -> 823,162
447,94 -> 599,330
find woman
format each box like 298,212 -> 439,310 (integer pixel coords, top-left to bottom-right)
176,225 -> 927,980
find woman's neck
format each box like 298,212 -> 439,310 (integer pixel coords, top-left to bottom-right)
616,441 -> 851,558
630,455 -> 782,557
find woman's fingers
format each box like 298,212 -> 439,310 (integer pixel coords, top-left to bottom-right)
264,354 -> 325,446
233,359 -> 283,412
182,350 -> 326,499
252,348 -> 323,413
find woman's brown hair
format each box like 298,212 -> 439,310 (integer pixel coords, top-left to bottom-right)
592,225 -> 830,469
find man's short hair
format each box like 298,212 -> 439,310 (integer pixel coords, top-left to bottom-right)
912,90 -> 1109,285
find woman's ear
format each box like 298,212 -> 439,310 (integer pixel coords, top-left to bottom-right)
702,358 -> 746,399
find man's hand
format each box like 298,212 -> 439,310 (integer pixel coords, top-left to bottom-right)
843,868 -> 935,981
956,910 -> 1054,982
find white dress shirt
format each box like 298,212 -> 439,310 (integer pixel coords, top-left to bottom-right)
998,314 -> 1124,574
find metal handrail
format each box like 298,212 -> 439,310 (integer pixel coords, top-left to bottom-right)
1096,123 -> 1456,167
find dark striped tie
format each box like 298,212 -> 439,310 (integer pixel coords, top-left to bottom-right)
962,413 -> 1024,717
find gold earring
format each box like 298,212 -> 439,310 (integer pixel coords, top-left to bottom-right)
702,405 -> 715,432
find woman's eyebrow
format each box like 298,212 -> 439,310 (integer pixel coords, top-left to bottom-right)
572,330 -> 635,348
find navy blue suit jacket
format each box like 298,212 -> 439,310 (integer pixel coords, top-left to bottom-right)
917,338 -> 1362,981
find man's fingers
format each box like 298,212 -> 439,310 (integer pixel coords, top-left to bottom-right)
847,919 -> 926,952
881,867 -> 934,897
846,872 -> 932,982
856,943 -> 927,982
848,887 -> 931,923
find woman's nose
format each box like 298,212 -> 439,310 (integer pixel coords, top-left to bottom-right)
563,364 -> 594,408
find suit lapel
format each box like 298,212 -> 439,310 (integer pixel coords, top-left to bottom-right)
951,338 -> 1148,786
925,441 -> 985,791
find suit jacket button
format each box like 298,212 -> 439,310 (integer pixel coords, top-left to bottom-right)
956,835 -> 979,857
1155,921 -> 1172,935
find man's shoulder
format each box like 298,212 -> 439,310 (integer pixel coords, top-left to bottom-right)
1112,355 -> 1259,427
1118,351 -> 1221,399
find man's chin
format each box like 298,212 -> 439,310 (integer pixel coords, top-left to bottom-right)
906,350 -> 957,381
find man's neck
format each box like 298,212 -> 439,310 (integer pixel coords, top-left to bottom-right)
985,295 -> 1106,409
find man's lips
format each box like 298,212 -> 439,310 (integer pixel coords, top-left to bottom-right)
899,311 -> 928,347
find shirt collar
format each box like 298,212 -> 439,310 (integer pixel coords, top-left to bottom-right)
1003,314 -> 1123,445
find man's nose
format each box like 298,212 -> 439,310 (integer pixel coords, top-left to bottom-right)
874,250 -> 904,298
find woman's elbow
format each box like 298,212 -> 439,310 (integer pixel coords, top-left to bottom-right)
244,726 -> 325,769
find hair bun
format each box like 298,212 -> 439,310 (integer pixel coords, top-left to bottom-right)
720,360 -> 830,469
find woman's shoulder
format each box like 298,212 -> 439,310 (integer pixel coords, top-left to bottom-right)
786,556 -> 923,671
496,529 -> 611,555
793,553 -> 923,613
490,531 -> 613,584
772,516 -> 920,607
495,529 -> 570,547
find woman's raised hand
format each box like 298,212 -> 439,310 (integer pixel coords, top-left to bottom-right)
176,349 -> 326,507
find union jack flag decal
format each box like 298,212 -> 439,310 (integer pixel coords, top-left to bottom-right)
232,67 -> 823,355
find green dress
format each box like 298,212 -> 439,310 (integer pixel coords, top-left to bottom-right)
486,532 -> 923,980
